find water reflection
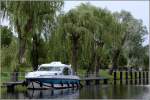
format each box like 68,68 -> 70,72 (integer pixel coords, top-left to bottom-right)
26,88 -> 79,99
1,85 -> 150,99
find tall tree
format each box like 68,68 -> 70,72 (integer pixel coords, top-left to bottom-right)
59,9 -> 89,73
1,1 -> 63,80
58,3 -> 115,75
109,11 -> 148,74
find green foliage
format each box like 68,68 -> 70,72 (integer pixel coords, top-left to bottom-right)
0,26 -> 13,47
1,37 -> 18,71
1,1 -> 63,70
0,2 -> 149,81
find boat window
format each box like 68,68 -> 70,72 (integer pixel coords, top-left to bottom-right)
63,67 -> 71,75
38,66 -> 61,71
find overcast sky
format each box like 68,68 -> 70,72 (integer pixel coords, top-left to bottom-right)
63,1 -> 149,46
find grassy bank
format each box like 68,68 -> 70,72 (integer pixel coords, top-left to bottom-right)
1,69 -> 142,84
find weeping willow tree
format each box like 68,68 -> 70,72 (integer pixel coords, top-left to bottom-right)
1,1 -> 148,80
1,1 -> 63,81
123,18 -> 148,69
109,10 -> 148,74
56,3 -> 115,75
58,9 -> 89,73
73,4 -> 115,75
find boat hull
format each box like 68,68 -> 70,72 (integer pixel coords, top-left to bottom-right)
26,78 -> 80,89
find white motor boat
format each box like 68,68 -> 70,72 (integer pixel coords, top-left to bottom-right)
25,61 -> 80,89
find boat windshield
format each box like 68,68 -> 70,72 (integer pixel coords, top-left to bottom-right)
38,66 -> 61,71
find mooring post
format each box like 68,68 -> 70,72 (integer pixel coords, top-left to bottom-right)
104,79 -> 108,84
114,71 -> 117,85
146,71 -> 149,84
7,85 -> 15,92
95,79 -> 99,85
143,71 -> 146,85
125,71 -> 128,85
139,71 -> 141,84
134,71 -> 137,85
86,80 -> 90,85
130,71 -> 133,84
120,71 -> 123,85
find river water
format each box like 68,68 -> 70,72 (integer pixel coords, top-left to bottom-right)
1,85 -> 150,99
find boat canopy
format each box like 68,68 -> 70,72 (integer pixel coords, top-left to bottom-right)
39,61 -> 71,68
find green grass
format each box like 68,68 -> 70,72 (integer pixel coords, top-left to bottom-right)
77,69 -> 113,79
1,68 -> 143,85
99,70 -> 113,79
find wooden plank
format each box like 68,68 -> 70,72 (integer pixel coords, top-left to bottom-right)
80,77 -> 108,81
3,81 -> 24,87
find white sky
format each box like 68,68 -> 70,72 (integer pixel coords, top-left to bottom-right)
63,1 -> 149,46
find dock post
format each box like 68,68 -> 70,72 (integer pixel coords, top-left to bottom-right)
104,79 -> 108,84
95,80 -> 99,85
86,80 -> 90,85
7,85 -> 15,92
143,71 -> 146,85
130,71 -> 133,84
114,71 -> 117,85
120,71 -> 123,85
139,71 -> 141,84
125,71 -> 128,85
134,71 -> 137,85
146,71 -> 149,84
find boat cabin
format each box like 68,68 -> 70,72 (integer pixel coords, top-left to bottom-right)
37,61 -> 75,75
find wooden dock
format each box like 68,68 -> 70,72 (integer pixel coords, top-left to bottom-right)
2,81 -> 25,91
80,77 -> 109,85
1,70 -> 149,91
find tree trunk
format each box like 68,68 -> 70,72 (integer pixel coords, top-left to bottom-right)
11,34 -> 26,81
109,32 -> 127,75
71,33 -> 79,73
18,36 -> 26,64
11,67 -> 19,82
32,34 -> 39,71
109,49 -> 120,74
87,45 -> 96,75
11,19 -> 27,81
95,56 -> 101,76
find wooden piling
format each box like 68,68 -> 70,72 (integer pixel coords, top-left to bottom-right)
130,71 -> 133,84
7,85 -> 15,92
134,71 -> 137,85
86,80 -> 90,85
104,79 -> 108,84
139,71 -> 141,84
120,71 -> 123,85
114,71 -> 117,85
125,71 -> 128,85
95,80 -> 99,85
146,71 -> 149,84
143,71 -> 146,85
